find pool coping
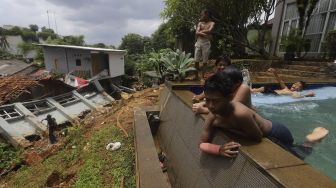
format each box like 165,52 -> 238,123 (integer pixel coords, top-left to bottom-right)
133,106 -> 171,188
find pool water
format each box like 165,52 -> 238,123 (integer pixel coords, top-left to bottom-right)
253,86 -> 336,181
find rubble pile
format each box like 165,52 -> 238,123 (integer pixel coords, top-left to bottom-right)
0,76 -> 40,105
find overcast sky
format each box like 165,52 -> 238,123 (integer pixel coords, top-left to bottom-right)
0,0 -> 165,46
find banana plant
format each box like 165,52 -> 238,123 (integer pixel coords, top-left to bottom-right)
161,49 -> 196,81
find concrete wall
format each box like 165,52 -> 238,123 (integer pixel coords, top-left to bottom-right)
66,49 -> 92,76
43,47 -> 124,77
6,36 -> 23,55
43,47 -> 68,74
43,47 -> 92,76
5,36 -> 37,58
108,52 -> 124,77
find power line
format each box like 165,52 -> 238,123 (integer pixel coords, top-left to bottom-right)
53,11 -> 58,34
47,10 -> 51,29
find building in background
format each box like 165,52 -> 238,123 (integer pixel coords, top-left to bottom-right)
271,0 -> 336,58
39,44 -> 126,79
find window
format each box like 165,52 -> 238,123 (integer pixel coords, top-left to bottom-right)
0,107 -> 22,120
76,59 -> 81,66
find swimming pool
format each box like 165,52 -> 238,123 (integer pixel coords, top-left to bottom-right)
253,86 -> 336,181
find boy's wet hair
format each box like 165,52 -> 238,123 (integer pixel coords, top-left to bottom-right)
204,72 -> 235,97
223,65 -> 243,84
215,55 -> 231,66
299,81 -> 306,89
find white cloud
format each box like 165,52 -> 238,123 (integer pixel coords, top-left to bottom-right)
0,0 -> 165,46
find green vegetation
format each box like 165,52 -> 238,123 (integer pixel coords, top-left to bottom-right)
0,143 -> 23,174
5,124 -> 135,187
161,49 -> 196,81
161,0 -> 279,58
281,29 -> 311,60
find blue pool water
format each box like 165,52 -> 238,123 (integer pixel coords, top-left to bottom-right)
253,86 -> 336,181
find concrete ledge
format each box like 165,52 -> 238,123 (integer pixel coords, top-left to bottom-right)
133,106 -> 170,188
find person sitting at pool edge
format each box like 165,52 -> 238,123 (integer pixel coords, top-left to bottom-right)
251,68 -> 315,98
193,65 -> 252,114
199,71 -> 328,159
193,55 -> 232,103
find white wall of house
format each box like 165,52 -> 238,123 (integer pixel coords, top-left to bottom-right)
43,46 -> 125,78
43,47 -> 68,74
108,52 -> 124,77
43,47 -> 92,75
65,49 -> 92,75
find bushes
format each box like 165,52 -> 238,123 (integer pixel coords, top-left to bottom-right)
0,142 -> 23,172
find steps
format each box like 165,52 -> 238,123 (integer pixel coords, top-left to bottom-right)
251,61 -> 336,84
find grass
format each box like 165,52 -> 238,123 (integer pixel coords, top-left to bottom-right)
0,143 -> 23,172
4,123 -> 136,188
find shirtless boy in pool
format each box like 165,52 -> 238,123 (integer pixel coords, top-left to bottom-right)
251,68 -> 315,98
200,71 -> 328,158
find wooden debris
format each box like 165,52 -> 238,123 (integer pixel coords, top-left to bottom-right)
0,76 -> 39,105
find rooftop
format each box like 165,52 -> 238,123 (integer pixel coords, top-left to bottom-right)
0,60 -> 33,76
38,44 -> 126,53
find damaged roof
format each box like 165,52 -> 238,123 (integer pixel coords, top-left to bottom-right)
38,44 -> 126,53
0,76 -> 39,105
0,60 -> 33,76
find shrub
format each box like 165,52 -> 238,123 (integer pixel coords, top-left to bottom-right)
161,49 -> 196,81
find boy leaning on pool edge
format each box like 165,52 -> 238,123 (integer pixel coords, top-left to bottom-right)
199,71 -> 329,159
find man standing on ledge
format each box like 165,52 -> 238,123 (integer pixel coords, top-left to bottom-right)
194,9 -> 215,79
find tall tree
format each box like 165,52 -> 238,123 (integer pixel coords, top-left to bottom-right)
151,22 -> 175,51
29,24 -> 39,33
162,0 -> 279,58
119,33 -> 144,54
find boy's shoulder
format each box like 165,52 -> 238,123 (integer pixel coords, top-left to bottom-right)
231,102 -> 252,117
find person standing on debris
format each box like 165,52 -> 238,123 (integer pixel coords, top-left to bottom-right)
43,115 -> 58,144
194,9 -> 215,79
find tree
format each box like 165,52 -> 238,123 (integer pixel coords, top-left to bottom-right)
119,33 -> 144,55
92,43 -> 107,48
151,22 -> 175,51
38,26 -> 57,40
162,0 -> 280,58
41,26 -> 55,33
293,0 -> 320,57
21,27 -> 39,42
7,26 -> 22,36
29,24 -> 39,33
63,35 -> 85,46
45,35 -> 85,46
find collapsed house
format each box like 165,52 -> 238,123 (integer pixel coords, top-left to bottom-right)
0,79 -> 116,148
38,44 -> 125,80
0,44 -> 132,148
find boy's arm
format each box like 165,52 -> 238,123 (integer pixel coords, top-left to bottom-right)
196,22 -> 207,37
292,91 -> 315,98
201,22 -> 215,34
268,68 -> 288,90
201,113 -> 215,143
